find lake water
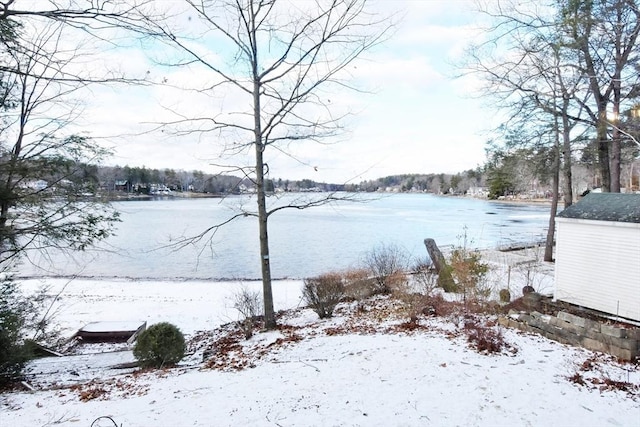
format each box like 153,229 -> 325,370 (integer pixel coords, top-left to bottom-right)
19,193 -> 552,280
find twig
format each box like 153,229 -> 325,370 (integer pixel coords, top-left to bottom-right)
298,359 -> 321,372
91,416 -> 121,427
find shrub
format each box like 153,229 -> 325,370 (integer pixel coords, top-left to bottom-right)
442,227 -> 492,301
436,265 -> 458,293
363,243 -> 409,294
446,228 -> 491,305
411,258 -> 439,296
133,322 -> 185,368
0,275 -> 37,387
394,289 -> 428,324
0,316 -> 32,387
568,372 -> 586,386
463,317 -> 506,354
302,273 -> 345,319
424,293 -> 457,317
232,286 -> 262,339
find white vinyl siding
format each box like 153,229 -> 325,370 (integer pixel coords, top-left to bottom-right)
555,218 -> 640,321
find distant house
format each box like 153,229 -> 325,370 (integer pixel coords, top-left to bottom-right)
467,186 -> 488,197
22,179 -> 48,191
114,180 -> 129,192
555,193 -> 640,322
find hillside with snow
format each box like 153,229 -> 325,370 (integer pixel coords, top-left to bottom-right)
1,271 -> 638,426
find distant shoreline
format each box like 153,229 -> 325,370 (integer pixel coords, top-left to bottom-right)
432,193 -> 553,206
105,191 -> 226,201
482,197 -> 553,205
104,190 -> 555,204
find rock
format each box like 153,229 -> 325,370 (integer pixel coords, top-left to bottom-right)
522,285 -> 535,294
523,292 -> 542,310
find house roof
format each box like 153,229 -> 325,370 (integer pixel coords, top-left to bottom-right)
556,193 -> 640,223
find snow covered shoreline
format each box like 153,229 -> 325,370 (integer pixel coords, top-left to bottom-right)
1,263 -> 638,426
16,278 -> 305,337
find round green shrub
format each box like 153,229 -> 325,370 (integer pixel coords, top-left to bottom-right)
133,322 -> 185,368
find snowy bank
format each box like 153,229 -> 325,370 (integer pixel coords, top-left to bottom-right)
1,264 -> 638,427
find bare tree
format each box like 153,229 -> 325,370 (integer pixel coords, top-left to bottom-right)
0,17 -> 122,268
469,0 -> 639,197
0,1 -> 157,35
0,3 -> 152,382
466,1 -> 593,260
560,0 -> 640,192
467,1 -> 590,205
143,0 -> 391,329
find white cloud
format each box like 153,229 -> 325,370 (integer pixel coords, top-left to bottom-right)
54,0 -> 498,183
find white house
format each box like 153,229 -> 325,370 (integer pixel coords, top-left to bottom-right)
555,193 -> 640,322
22,179 -> 48,191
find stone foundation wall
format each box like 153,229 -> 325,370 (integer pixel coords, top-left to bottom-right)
498,310 -> 640,361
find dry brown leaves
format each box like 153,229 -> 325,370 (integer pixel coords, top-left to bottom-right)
67,375 -> 151,402
202,323 -> 306,372
567,354 -> 640,399
200,295 -> 440,372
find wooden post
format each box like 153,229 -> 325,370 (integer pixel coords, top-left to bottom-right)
424,238 -> 455,291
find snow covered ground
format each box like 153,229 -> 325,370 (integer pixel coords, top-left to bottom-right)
1,254 -> 639,427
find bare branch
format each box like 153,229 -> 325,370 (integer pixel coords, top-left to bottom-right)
136,0 -> 393,329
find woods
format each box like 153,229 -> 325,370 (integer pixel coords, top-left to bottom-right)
466,0 -> 640,260
468,0 -> 639,200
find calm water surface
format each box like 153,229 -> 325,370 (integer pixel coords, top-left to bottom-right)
21,193 -> 552,280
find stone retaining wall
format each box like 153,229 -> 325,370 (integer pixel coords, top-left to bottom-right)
498,310 -> 640,360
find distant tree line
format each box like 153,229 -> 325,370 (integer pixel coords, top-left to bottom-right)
349,169 -> 487,195
96,165 -> 352,195
96,164 -> 490,196
98,165 -> 243,194
95,155 -> 640,199
19,149 -> 638,201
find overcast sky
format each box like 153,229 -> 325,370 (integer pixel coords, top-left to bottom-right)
82,0 -> 495,183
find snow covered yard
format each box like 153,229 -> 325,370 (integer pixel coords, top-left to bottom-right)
1,275 -> 639,427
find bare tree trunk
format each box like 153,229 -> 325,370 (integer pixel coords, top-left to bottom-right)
255,122 -> 275,329
611,122 -> 621,192
545,116 -> 561,262
545,162 -> 559,261
0,200 -> 9,232
597,110 -> 611,192
610,1 -> 626,193
256,153 -> 275,329
611,63 -> 622,192
248,4 -> 276,330
561,107 -> 573,207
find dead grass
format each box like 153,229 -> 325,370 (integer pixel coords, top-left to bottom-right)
197,292 -> 527,375
566,353 -> 640,398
